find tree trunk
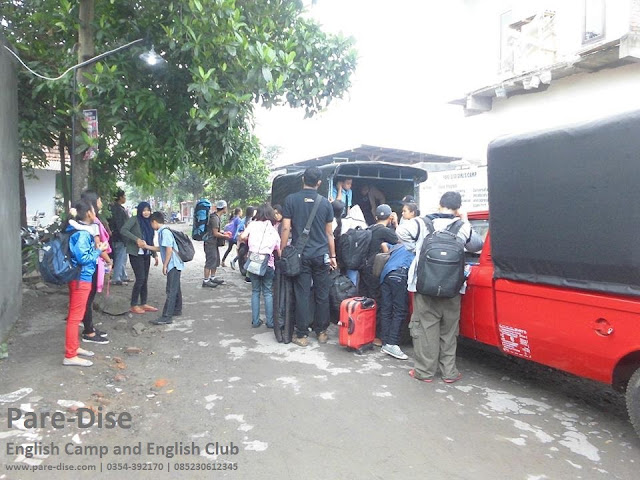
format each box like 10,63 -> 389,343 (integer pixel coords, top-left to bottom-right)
59,132 -> 70,213
72,0 -> 95,202
19,165 -> 26,228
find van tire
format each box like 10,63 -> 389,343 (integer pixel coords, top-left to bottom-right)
626,367 -> 640,439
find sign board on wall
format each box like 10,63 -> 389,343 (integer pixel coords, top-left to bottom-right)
419,166 -> 488,214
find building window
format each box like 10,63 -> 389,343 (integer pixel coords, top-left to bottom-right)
583,0 -> 605,44
499,10 -> 513,73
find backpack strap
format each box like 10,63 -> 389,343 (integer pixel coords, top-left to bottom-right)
160,227 -> 175,245
446,219 -> 463,235
423,217 -> 435,235
411,218 -> 422,241
296,194 -> 322,252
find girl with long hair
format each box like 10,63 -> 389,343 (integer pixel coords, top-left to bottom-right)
239,204 -> 280,328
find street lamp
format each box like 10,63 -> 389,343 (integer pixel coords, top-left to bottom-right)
139,45 -> 164,67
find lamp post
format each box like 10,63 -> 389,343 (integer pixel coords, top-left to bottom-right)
70,39 -> 166,201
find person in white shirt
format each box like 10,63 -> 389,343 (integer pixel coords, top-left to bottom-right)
240,204 -> 281,328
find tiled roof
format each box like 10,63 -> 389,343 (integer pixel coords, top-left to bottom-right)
22,145 -> 69,171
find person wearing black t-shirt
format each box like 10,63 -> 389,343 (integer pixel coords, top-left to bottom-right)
359,204 -> 398,299
281,167 -> 336,347
359,204 -> 398,345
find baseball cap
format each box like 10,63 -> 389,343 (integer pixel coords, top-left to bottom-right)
215,200 -> 227,209
402,195 -> 415,203
375,204 -> 392,220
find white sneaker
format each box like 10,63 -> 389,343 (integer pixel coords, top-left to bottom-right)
381,344 -> 408,360
77,347 -> 95,358
63,356 -> 93,367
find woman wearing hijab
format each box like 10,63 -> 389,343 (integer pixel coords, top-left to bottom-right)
120,202 -> 159,314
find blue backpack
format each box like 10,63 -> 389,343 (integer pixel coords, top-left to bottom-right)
39,230 -> 81,285
192,199 -> 211,241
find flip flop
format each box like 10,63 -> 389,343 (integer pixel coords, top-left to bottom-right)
409,369 -> 433,383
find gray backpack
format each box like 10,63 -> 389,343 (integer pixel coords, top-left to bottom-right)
415,219 -> 465,298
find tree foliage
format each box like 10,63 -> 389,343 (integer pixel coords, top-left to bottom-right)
204,153 -> 271,207
3,0 -> 357,194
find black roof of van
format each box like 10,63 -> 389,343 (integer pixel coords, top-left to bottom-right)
271,161 -> 428,207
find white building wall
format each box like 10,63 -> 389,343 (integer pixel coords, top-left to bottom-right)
24,169 -> 57,225
460,62 -> 640,162
456,0 -> 640,162
463,0 -> 633,89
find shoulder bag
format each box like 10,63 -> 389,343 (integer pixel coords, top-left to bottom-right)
280,194 -> 322,277
244,223 -> 270,276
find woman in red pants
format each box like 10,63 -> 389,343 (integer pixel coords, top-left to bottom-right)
64,200 -> 109,366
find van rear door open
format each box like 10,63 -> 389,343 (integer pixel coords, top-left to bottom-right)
271,162 -> 428,213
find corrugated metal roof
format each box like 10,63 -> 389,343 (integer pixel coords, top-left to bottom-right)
281,144 -> 459,169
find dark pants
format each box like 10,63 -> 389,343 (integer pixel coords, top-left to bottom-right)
81,269 -> 98,335
359,264 -> 382,335
380,268 -> 409,345
130,254 -> 151,306
222,239 -> 236,262
292,255 -> 331,338
161,267 -> 182,320
359,264 -> 379,299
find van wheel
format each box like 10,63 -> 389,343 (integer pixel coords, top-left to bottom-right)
627,367 -> 640,439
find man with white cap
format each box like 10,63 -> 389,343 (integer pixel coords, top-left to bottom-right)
203,200 -> 229,288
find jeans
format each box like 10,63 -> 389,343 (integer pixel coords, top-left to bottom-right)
346,269 -> 359,287
249,267 -> 275,327
66,281 -> 92,358
380,268 -> 409,345
292,255 -> 331,338
130,254 -> 151,306
111,241 -> 128,282
161,267 -> 182,319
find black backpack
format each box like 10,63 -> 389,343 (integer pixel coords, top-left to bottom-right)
237,242 -> 249,275
39,229 -> 81,284
415,219 -> 466,298
164,229 -> 195,262
338,227 -> 372,270
329,270 -> 357,318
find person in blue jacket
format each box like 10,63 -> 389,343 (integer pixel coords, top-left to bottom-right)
378,219 -> 420,361
64,200 -> 109,367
